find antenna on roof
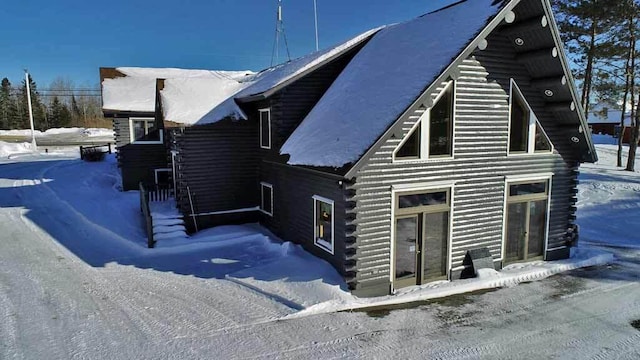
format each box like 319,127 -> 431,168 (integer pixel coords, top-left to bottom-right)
271,0 -> 292,66
314,0 -> 319,51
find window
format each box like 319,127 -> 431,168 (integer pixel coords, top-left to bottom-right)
313,195 -> 334,254
259,108 -> 271,149
508,81 -> 552,154
394,81 -> 454,160
398,191 -> 447,209
260,182 -> 273,216
129,118 -> 163,144
154,168 -> 171,186
396,124 -> 421,159
429,83 -> 454,157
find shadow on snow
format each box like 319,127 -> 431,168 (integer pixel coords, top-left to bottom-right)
0,158 -> 344,291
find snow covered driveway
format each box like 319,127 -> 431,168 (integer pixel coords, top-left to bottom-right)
0,156 -> 294,359
1,145 -> 640,359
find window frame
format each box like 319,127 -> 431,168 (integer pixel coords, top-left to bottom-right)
313,195 -> 335,255
129,117 -> 163,144
507,80 -> 554,156
501,174 -> 553,263
259,108 -> 271,150
393,80 -> 455,162
389,181 -> 455,292
260,182 -> 273,216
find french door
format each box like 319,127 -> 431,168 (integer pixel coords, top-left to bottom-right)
505,180 -> 550,263
394,189 -> 450,289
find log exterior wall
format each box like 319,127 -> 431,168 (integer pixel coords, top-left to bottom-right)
171,119 -> 260,230
259,162 -> 348,274
113,116 -> 168,191
348,32 -> 579,296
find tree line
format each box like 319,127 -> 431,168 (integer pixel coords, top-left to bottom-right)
553,0 -> 640,171
0,74 -> 110,132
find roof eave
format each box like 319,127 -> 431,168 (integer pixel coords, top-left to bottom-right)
236,28 -> 382,104
541,0 -> 598,163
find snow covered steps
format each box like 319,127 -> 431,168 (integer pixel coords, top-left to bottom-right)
149,199 -> 189,242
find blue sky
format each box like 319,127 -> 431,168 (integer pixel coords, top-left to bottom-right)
1,0 -> 457,87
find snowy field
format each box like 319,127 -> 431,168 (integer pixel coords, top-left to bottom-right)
1,138 -> 639,359
0,127 -> 114,147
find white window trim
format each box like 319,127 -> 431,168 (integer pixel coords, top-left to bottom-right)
313,195 -> 334,255
154,168 -> 171,185
393,80 -> 456,162
500,174 -> 553,263
389,182 -> 455,293
259,108 -> 271,150
507,80 -> 554,156
260,182 -> 273,216
170,151 -> 178,192
129,117 -> 163,144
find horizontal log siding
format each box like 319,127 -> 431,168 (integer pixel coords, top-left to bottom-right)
350,33 -> 578,294
260,163 -> 348,274
173,120 -> 260,223
114,117 -> 168,190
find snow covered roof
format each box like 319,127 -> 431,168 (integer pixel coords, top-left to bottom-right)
280,0 -> 506,168
587,109 -> 632,126
101,67 -> 254,113
160,78 -> 250,125
194,27 -> 382,124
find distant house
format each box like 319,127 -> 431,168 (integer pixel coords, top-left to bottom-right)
102,0 -> 597,297
587,107 -> 637,144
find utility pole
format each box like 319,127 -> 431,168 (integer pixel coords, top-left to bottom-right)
24,70 -> 37,150
314,0 -> 319,51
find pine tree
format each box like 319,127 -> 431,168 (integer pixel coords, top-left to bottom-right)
49,97 -> 72,128
553,0 -> 619,114
71,95 -> 81,125
49,96 -> 62,129
1,79 -> 21,129
0,78 -> 11,129
60,103 -> 72,128
623,0 -> 640,172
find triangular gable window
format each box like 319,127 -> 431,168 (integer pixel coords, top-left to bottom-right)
396,123 -> 421,159
394,80 -> 455,161
509,80 -> 552,155
534,122 -> 552,152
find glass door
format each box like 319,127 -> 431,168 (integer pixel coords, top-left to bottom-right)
423,212 -> 449,280
527,200 -> 547,258
505,202 -> 528,262
394,215 -> 419,288
393,188 -> 451,290
505,180 -> 549,263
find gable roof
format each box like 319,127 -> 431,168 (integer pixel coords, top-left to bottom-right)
280,0 -> 597,171
192,27 -> 382,125
280,0 -> 508,168
101,67 -> 253,113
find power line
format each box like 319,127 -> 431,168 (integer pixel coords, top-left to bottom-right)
9,87 -> 100,92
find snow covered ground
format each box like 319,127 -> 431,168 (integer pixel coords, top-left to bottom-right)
0,127 -> 114,147
1,139 -> 639,359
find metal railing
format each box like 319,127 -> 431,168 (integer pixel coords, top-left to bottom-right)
139,183 -> 174,248
139,182 -> 155,248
